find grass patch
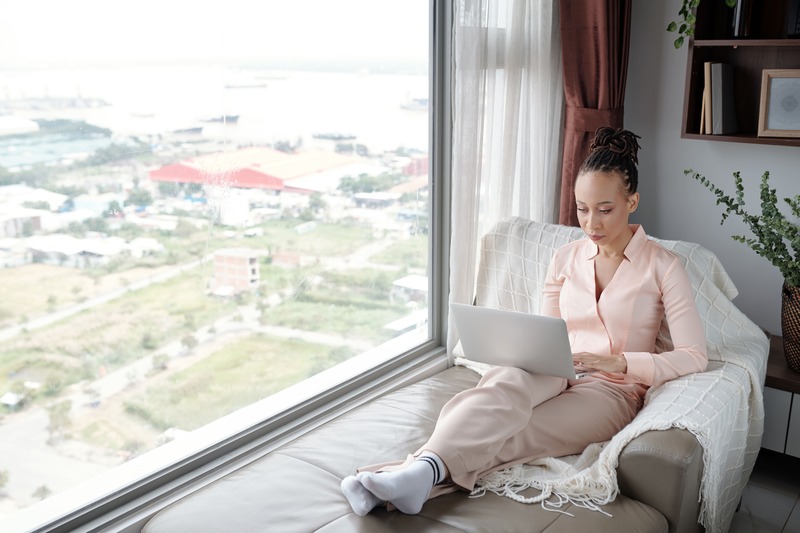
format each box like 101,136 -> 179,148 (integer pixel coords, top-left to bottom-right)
260,300 -> 403,343
0,267 -> 237,400
124,334 -> 337,430
371,235 -> 428,270
246,219 -> 373,256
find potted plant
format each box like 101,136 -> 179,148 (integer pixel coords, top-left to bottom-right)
686,169 -> 800,371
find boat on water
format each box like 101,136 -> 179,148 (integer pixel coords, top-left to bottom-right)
172,126 -> 203,135
312,132 -> 356,141
200,115 -> 240,123
400,97 -> 428,111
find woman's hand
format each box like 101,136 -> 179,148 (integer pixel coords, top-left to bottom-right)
573,352 -> 627,374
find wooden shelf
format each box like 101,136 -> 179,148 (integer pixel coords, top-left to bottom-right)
681,0 -> 800,147
693,39 -> 800,47
681,132 -> 800,146
766,335 -> 800,395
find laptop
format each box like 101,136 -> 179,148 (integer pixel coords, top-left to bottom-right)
450,302 -> 590,380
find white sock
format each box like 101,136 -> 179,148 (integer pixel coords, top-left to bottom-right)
356,453 -> 446,515
418,451 -> 446,485
341,475 -> 382,516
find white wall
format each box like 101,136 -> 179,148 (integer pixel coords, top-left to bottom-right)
625,0 -> 798,335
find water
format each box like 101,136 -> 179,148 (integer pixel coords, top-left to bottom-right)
0,66 -> 429,168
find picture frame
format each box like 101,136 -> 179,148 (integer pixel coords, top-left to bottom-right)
758,69 -> 800,138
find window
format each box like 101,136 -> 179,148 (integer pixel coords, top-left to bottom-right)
0,1 -> 447,529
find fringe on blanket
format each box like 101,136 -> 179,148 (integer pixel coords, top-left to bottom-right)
469,442 -> 615,517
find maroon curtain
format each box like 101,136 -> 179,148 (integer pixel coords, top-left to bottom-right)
558,0 -> 632,226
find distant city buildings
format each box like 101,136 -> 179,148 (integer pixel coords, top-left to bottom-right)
149,146 -> 386,195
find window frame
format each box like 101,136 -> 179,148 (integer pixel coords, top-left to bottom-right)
0,1 -> 453,532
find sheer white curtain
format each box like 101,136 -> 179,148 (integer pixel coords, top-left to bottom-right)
448,0 -> 564,353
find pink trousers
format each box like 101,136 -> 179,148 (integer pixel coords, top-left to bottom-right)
360,367 -> 644,499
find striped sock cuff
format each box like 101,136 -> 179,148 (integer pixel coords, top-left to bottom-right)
417,453 -> 445,485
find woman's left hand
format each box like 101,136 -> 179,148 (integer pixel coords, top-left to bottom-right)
573,352 -> 627,374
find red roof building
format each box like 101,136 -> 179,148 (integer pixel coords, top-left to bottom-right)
149,147 -> 360,193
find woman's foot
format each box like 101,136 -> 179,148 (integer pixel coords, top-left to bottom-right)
341,475 -> 382,516
356,460 -> 436,515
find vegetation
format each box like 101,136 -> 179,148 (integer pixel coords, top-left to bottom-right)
32,485 -> 52,501
687,169 -> 800,287
338,172 -> 400,194
371,235 -> 427,270
667,0 -> 736,49
0,203 -> 425,458
124,335 -> 336,431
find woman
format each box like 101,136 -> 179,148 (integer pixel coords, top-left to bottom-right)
341,127 -> 708,516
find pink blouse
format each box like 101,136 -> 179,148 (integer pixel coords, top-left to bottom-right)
541,225 -> 707,391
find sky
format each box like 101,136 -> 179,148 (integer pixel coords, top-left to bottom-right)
0,0 -> 429,68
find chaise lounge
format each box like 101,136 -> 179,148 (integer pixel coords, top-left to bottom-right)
143,217 -> 769,533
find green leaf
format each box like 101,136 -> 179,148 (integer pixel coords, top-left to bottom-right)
686,169 -> 799,286
667,21 -> 677,32
674,36 -> 685,49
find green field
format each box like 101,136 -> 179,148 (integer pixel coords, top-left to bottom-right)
0,215 -> 425,457
123,334 -> 340,431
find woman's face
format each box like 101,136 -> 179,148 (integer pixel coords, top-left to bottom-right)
574,170 -> 639,253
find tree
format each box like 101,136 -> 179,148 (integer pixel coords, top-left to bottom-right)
123,439 -> 144,460
47,400 -> 72,439
337,173 -> 395,195
181,334 -> 198,352
105,200 -> 123,217
32,485 -> 52,501
44,373 -> 64,396
173,219 -> 197,238
309,192 -> 327,214
125,188 -> 153,208
84,216 -> 109,233
141,332 -> 158,350
0,469 -> 9,493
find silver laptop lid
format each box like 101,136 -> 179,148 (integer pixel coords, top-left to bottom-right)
450,302 -> 578,380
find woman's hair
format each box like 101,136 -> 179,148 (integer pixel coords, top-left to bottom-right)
578,127 -> 641,195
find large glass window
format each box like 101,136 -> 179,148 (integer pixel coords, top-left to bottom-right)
0,0 -> 431,521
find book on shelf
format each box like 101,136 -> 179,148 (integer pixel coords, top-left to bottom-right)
703,62 -> 713,135
730,0 -> 753,38
789,0 -> 800,38
711,62 -> 738,135
700,92 -> 706,134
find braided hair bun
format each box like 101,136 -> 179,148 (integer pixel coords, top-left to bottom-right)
579,127 -> 642,194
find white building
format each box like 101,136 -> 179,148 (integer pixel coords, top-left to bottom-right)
25,234 -> 128,268
0,184 -> 68,211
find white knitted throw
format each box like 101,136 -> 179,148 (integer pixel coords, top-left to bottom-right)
456,217 -> 769,533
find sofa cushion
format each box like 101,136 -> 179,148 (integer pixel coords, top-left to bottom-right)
144,367 -> 667,533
